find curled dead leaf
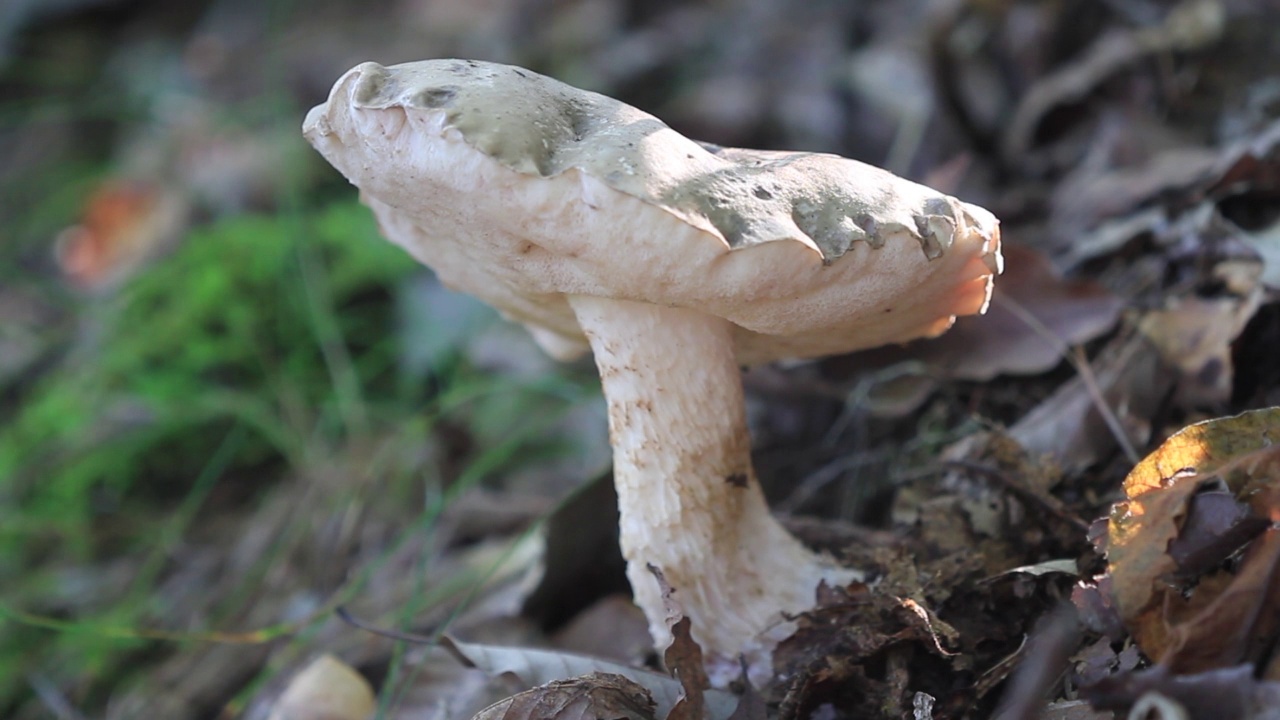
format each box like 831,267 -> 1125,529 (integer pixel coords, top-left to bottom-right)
1106,407 -> 1280,669
772,582 -> 959,719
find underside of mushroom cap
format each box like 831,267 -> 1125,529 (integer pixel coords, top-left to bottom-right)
304,59 -> 1002,364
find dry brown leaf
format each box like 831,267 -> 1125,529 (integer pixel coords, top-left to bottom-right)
650,565 -> 710,720
1052,148 -> 1220,253
1073,636 -> 1127,688
1072,575 -> 1127,642
268,654 -> 376,720
773,582 -> 960,719
1106,407 -> 1280,665
470,672 -> 657,720
662,618 -> 706,720
646,567 -> 767,720
1118,408 -> 1280,498
1137,264 -> 1265,406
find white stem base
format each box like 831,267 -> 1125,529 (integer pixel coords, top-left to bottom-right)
569,294 -> 857,685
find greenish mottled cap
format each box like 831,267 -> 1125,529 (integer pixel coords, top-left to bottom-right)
304,59 -> 1002,363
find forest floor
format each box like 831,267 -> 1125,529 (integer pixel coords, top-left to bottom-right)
2,1 -> 1279,718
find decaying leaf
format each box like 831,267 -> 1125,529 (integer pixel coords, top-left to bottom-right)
1010,330 -> 1170,472
1106,407 -> 1280,667
1072,635 -> 1140,689
938,430 -> 1080,535
1071,575 -> 1127,642
1013,258 -> 1262,471
1052,148 -> 1220,254
443,636 -> 739,720
267,654 -> 376,720
772,581 -> 961,720
469,672 -> 656,720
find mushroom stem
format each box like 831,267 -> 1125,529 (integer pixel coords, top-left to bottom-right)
568,294 -> 855,682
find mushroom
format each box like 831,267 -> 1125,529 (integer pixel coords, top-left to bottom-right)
303,59 -> 1002,682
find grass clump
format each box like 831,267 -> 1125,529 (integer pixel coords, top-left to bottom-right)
0,200 -> 422,709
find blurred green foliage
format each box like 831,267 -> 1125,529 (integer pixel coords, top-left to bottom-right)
0,201 -> 424,707
0,201 -> 417,563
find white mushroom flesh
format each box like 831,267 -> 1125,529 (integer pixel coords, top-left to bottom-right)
569,294 -> 855,682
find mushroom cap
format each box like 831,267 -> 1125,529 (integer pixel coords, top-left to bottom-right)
304,59 -> 1002,364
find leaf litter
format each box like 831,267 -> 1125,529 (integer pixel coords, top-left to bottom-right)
1104,409 -> 1280,667
6,0 -> 1280,719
